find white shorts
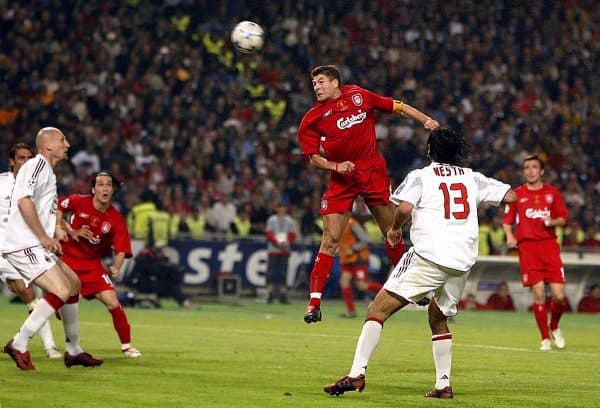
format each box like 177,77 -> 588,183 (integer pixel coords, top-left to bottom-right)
383,248 -> 469,317
0,255 -> 22,283
2,246 -> 58,286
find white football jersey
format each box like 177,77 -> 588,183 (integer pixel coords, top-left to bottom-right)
2,155 -> 58,252
0,171 -> 15,249
390,162 -> 510,272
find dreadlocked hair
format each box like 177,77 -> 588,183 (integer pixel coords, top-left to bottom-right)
426,127 -> 469,166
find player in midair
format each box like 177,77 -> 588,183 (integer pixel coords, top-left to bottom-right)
503,155 -> 569,351
298,65 -> 439,323
56,171 -> 141,358
323,127 -> 516,399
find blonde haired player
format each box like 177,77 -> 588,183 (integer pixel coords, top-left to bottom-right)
323,127 -> 517,399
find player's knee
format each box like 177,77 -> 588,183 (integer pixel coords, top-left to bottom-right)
320,237 -> 339,254
355,281 -> 368,291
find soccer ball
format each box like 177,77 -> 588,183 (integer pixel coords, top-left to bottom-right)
231,21 -> 264,54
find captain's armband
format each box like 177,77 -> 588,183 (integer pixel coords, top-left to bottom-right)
392,100 -> 405,115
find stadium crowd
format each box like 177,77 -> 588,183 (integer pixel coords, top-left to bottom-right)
0,0 -> 598,249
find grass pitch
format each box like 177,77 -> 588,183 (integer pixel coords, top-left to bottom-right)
0,297 -> 598,407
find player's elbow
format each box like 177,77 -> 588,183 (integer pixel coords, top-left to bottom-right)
17,196 -> 33,210
503,190 -> 517,204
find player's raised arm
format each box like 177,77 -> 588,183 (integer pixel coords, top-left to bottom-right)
393,100 -> 440,130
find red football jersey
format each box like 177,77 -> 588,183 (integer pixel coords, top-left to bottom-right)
58,194 -> 132,261
298,85 -> 394,163
503,183 -> 568,242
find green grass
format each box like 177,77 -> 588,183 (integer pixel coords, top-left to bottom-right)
0,297 -> 598,408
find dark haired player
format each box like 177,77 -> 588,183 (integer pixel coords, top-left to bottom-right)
298,65 -> 440,323
56,171 -> 141,358
503,155 -> 569,351
323,128 -> 516,399
0,142 -> 61,358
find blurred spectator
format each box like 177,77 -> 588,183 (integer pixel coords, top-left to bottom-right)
265,203 -> 297,304
0,0 -> 597,247
211,193 -> 237,234
577,284 -> 600,314
458,294 -> 485,311
127,246 -> 191,308
485,282 -> 516,311
128,190 -> 157,243
229,203 -> 252,237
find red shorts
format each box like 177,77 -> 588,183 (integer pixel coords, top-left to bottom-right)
517,239 -> 565,286
61,255 -> 114,299
320,156 -> 391,214
341,264 -> 369,281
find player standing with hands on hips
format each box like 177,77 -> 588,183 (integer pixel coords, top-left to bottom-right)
323,127 -> 516,399
298,65 -> 439,323
503,155 -> 569,351
2,127 -> 103,370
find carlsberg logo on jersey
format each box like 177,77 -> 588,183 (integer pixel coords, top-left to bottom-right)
525,208 -> 551,219
337,111 -> 367,129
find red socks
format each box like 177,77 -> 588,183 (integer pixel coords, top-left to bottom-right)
308,252 -> 335,307
109,305 -> 131,344
385,240 -> 405,265
549,298 -> 566,331
43,293 -> 65,310
532,303 -> 550,339
342,287 -> 355,313
367,282 -> 383,293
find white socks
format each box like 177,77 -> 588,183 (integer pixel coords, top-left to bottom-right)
13,298 -> 56,352
349,320 -> 383,377
432,334 -> 452,389
60,302 -> 83,355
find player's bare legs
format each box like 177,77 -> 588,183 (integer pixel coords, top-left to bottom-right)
369,204 -> 406,266
5,264 -> 76,369
548,282 -> 567,349
6,262 -> 102,369
304,211 -> 350,323
324,289 -> 407,395
5,279 -> 60,358
96,289 -> 142,358
530,281 -> 553,350
425,299 -> 454,398
340,271 -> 383,318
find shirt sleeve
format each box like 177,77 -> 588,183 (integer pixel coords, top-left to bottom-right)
474,171 -> 511,207
13,158 -> 47,200
390,169 -> 422,206
297,109 -> 321,157
361,88 -> 394,112
112,213 -> 133,257
58,194 -> 78,212
552,189 -> 569,220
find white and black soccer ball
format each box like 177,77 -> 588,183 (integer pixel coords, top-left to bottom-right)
231,21 -> 264,54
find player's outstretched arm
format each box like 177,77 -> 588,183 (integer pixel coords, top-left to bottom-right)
393,100 -> 439,130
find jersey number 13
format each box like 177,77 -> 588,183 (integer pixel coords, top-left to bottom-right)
439,182 -> 470,220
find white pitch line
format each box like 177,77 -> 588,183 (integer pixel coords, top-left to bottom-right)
80,321 -> 600,357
